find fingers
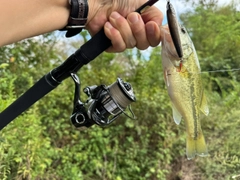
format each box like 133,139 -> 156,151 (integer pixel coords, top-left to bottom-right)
104,12 -> 136,52
104,5 -> 163,53
104,21 -> 126,52
146,21 -> 161,47
127,13 -> 148,50
141,6 -> 163,26
142,6 -> 163,47
104,12 -> 161,52
127,11 -> 161,49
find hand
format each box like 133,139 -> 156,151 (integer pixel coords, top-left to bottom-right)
86,0 -> 163,52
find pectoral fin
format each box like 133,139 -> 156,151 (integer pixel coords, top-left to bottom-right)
200,92 -> 209,116
171,103 -> 182,125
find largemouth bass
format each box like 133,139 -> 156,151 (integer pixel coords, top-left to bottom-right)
161,24 -> 209,160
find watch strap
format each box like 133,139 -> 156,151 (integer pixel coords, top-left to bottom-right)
62,0 -> 88,37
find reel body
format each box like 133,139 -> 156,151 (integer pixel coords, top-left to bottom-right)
70,74 -> 136,128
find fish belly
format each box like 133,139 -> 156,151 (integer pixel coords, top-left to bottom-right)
167,70 -> 208,159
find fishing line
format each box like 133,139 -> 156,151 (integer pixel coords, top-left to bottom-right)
200,68 -> 240,74
165,68 -> 240,76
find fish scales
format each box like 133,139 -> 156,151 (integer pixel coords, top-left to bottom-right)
161,24 -> 209,160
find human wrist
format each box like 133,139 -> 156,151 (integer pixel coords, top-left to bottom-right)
85,0 -> 102,26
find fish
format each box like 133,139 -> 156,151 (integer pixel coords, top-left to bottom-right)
160,24 -> 209,160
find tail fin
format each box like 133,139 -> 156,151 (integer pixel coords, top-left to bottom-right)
186,133 -> 208,160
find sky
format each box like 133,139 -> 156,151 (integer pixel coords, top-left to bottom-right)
155,0 -> 240,24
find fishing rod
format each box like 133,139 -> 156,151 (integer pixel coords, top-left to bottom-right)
0,0 -> 159,130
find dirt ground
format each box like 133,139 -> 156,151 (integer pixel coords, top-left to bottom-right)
167,157 -> 203,180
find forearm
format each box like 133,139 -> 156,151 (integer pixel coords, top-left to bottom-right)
0,0 -> 70,46
0,0 -> 163,52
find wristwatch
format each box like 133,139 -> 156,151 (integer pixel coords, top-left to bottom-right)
62,0 -> 89,37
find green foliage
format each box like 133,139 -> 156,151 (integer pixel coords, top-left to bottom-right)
0,72 -> 53,180
195,80 -> 240,180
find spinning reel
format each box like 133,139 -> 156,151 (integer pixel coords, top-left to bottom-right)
70,73 -> 136,128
